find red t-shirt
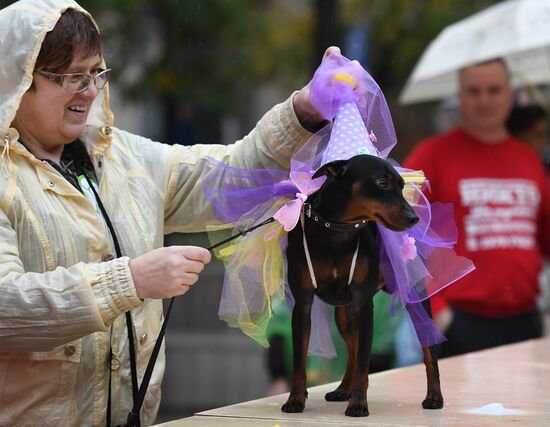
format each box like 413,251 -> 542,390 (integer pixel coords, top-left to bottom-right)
404,127 -> 550,317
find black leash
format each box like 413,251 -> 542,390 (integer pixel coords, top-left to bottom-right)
125,216 -> 274,426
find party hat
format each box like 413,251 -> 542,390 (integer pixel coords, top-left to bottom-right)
309,52 -> 398,165
321,101 -> 379,165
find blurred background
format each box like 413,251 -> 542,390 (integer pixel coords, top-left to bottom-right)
3,0 -> 548,423
50,0 -> 500,157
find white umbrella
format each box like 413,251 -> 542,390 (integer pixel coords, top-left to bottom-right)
399,0 -> 550,105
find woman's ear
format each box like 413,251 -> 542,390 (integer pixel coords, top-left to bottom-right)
312,159 -> 348,179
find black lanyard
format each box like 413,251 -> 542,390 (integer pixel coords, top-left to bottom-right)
78,170 -> 139,427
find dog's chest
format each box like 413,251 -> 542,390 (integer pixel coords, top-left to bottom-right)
311,254 -> 371,305
320,252 -> 369,279
313,257 -> 366,284
286,220 -> 379,306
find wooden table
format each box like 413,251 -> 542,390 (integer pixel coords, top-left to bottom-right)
154,337 -> 550,426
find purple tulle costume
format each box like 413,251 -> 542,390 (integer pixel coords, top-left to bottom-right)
201,52 -> 475,356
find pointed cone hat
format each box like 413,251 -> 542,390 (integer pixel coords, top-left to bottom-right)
308,52 -> 397,167
321,100 -> 379,164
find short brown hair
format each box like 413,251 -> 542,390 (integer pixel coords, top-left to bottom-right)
459,58 -> 510,84
35,8 -> 102,73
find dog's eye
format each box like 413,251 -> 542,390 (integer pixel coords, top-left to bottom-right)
376,178 -> 390,190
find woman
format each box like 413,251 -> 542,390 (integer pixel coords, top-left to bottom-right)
0,0 -> 329,425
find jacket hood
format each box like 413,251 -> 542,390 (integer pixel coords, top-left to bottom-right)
0,0 -> 113,148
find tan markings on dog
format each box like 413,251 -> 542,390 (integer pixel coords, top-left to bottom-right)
351,260 -> 368,283
367,200 -> 412,230
340,182 -> 376,222
314,261 -> 338,282
300,269 -> 314,288
352,181 -> 361,195
299,264 -> 338,287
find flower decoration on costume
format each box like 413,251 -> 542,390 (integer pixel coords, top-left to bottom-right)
401,235 -> 418,261
369,130 -> 377,143
265,171 -> 326,239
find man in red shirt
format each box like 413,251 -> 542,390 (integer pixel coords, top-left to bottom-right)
404,59 -> 550,356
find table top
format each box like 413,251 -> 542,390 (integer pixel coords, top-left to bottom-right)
155,336 -> 550,426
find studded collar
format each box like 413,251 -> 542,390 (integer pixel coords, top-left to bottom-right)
303,202 -> 370,232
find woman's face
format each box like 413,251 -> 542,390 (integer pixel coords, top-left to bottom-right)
13,52 -> 102,153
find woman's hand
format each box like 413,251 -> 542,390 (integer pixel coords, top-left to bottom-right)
129,246 -> 212,299
292,46 -> 341,131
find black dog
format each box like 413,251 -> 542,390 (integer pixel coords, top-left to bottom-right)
281,154 -> 443,417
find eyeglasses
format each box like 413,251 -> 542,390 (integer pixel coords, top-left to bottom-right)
34,68 -> 112,94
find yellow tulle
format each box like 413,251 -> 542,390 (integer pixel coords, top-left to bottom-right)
401,170 -> 426,205
209,221 -> 287,348
333,72 -> 357,89
263,224 -> 286,300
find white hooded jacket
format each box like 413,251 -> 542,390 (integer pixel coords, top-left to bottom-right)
0,1 -> 312,425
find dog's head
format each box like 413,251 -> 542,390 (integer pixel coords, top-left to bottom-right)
312,155 -> 419,232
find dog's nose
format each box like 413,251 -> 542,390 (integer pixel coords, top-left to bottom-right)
407,211 -> 419,225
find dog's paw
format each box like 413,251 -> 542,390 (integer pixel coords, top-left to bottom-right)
281,398 -> 305,413
345,400 -> 369,417
422,395 -> 444,410
325,389 -> 351,401
281,392 -> 307,413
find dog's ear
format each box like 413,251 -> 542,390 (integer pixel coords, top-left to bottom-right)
313,160 -> 348,179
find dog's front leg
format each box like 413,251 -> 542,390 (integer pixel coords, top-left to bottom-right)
346,297 -> 374,417
281,296 -> 313,413
325,305 -> 355,402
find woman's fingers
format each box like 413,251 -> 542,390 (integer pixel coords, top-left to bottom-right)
129,245 -> 212,299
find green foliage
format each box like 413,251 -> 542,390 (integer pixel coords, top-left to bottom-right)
340,0 -> 500,97
77,0 -> 312,142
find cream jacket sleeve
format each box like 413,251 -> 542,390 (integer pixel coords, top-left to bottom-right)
0,208 -> 143,352
116,93 -> 313,233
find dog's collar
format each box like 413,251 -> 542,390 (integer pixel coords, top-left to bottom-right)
303,202 -> 370,232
